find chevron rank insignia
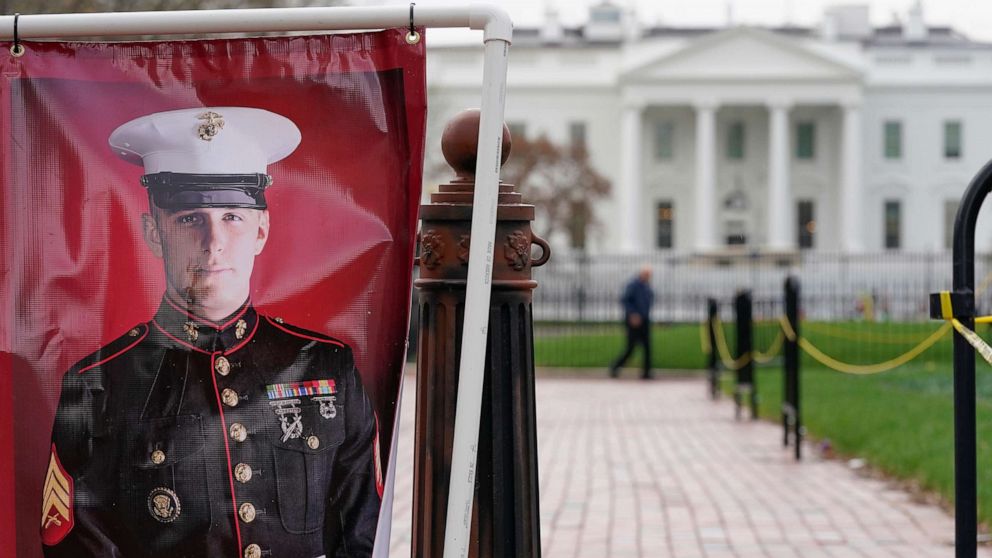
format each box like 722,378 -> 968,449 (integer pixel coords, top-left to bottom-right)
41,444 -> 74,546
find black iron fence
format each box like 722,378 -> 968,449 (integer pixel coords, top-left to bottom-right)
532,250 -> 992,370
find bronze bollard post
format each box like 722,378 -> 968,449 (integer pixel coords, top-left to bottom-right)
412,110 -> 549,557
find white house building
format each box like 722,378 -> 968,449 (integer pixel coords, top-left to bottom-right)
425,2 -> 992,254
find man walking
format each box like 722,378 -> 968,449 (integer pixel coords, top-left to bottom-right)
609,265 -> 655,379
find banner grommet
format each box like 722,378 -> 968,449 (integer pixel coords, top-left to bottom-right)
10,13 -> 24,57
406,3 -> 420,44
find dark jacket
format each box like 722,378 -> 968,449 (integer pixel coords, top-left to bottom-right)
621,277 -> 654,324
42,296 -> 380,558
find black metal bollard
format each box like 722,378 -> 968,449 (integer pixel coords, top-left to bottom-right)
928,159 -> 992,557
707,298 -> 719,399
783,276 -> 801,460
734,290 -> 757,420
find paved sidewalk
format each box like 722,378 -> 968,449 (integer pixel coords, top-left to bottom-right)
387,373 -> 987,557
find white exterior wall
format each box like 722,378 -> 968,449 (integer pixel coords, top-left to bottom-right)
425,27 -> 992,254
863,88 -> 992,252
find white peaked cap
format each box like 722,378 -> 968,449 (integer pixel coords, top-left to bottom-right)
109,107 -> 302,175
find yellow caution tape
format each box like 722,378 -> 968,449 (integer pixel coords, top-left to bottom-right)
779,314 -> 797,342
934,290 -> 992,365
709,318 -> 784,370
711,318 -> 751,370
778,313 -> 952,375
796,321 -> 952,375
701,294 -> 992,377
753,330 -> 784,364
949,318 -> 992,365
802,321 -> 953,344
940,291 -> 954,320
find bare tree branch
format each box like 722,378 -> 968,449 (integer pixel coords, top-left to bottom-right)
501,134 -> 611,251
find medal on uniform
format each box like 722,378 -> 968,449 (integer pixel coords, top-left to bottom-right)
269,398 -> 303,442
265,379 -> 336,399
147,487 -> 181,523
313,395 -> 337,419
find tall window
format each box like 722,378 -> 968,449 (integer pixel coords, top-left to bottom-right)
656,201 -> 674,249
797,200 -> 815,249
884,120 -> 902,159
884,200 -> 901,249
944,120 -> 962,159
569,121 -> 587,153
507,121 -> 526,141
727,121 -> 745,160
796,122 -> 815,160
654,121 -> 674,160
945,199 -> 959,249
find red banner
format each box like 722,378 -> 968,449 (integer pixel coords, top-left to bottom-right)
0,29 -> 425,557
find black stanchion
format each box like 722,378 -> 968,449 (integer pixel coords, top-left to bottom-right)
707,298 -> 719,399
783,276 -> 801,461
734,290 -> 757,420
929,159 -> 992,557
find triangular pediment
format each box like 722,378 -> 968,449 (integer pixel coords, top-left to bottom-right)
625,27 -> 862,82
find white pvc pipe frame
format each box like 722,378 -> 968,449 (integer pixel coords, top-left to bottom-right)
0,5 -> 511,558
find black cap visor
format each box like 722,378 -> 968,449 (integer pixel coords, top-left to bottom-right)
142,172 -> 271,210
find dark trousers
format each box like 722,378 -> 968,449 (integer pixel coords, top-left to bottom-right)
610,322 -> 652,378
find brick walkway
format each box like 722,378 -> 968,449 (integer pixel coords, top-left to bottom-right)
387,373 -> 988,557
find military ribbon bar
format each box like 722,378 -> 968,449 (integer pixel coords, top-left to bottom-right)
266,379 -> 337,399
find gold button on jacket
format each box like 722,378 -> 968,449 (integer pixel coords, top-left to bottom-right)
150,450 -> 166,465
239,502 -> 256,523
229,422 -> 247,442
214,355 -> 231,376
234,463 -> 252,483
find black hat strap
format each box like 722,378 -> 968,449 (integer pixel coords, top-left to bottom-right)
141,172 -> 272,189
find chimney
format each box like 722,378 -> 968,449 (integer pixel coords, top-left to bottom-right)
821,12 -> 838,41
821,4 -> 871,40
540,4 -> 564,44
903,0 -> 928,42
584,1 -> 624,42
623,5 -> 643,41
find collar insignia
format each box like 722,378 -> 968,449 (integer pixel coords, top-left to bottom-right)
183,321 -> 199,342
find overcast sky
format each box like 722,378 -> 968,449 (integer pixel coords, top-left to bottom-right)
354,0 -> 992,44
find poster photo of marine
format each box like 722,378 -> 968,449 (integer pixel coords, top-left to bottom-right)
1,29 -> 426,558
42,107 -> 381,558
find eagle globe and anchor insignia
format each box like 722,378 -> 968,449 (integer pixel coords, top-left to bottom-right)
196,111 -> 225,141
147,487 -> 181,523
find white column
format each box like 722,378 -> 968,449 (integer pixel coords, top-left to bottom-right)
840,103 -> 863,252
766,101 -> 793,250
619,102 -> 644,252
694,101 -> 718,252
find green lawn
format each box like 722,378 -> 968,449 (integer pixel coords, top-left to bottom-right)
736,363 -> 992,528
533,320 -> 971,370
534,320 -> 992,527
